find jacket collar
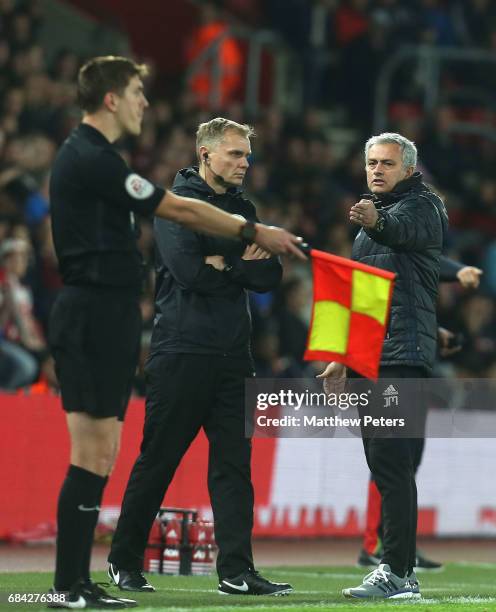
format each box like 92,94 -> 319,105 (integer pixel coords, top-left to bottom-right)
362,172 -> 426,208
78,123 -> 112,146
172,166 -> 243,198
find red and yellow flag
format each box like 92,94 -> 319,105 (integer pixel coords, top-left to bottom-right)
304,249 -> 395,380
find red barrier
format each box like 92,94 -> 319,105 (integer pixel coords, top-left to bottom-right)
0,394 -> 276,539
0,395 -> 443,539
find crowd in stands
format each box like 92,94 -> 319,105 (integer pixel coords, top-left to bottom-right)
0,0 -> 495,392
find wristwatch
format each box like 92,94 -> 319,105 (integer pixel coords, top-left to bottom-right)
239,220 -> 257,244
373,212 -> 386,232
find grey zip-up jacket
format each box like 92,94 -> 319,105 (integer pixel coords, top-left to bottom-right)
351,172 -> 448,372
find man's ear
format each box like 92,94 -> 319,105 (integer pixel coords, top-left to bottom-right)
103,92 -> 118,112
198,145 -> 208,163
405,166 -> 415,178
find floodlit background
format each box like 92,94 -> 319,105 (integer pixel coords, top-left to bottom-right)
0,0 -> 495,585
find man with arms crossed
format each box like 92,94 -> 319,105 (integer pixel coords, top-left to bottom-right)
107,118 -> 293,597
49,57 -> 302,609
319,133 -> 447,600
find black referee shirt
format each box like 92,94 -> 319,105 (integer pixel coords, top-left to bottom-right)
50,123 -> 165,291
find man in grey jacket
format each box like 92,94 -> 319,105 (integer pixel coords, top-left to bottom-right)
319,133 -> 448,600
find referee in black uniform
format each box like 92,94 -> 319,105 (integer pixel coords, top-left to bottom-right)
48,56 -> 303,609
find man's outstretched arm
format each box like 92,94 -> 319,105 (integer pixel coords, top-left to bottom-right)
155,190 -> 306,260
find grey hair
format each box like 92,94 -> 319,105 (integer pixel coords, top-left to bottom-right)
196,117 -> 254,158
365,132 -> 417,169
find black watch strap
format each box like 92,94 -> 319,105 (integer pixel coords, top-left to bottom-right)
239,220 -> 257,244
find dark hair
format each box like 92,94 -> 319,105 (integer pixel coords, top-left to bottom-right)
77,56 -> 148,113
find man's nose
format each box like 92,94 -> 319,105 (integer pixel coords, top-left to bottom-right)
240,157 -> 249,169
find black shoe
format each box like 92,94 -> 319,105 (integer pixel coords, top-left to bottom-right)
218,568 -> 293,596
84,582 -> 137,608
356,549 -> 381,568
47,579 -> 136,609
415,550 -> 443,572
108,563 -> 155,592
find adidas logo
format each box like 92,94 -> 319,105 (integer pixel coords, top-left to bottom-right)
382,384 -> 398,396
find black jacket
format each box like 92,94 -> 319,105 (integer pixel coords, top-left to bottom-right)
149,167 -> 282,357
351,173 -> 448,372
440,255 -> 463,281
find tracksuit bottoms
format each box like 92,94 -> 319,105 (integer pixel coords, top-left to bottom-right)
109,353 -> 255,579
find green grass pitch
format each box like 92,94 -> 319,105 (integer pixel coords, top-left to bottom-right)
1,564 -> 495,611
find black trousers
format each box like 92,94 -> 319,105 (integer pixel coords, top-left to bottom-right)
109,353 -> 255,579
353,365 -> 426,578
373,436 -> 425,551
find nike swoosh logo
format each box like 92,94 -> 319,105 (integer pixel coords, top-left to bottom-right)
78,504 -> 101,512
65,596 -> 86,609
223,580 -> 249,592
110,566 -> 120,585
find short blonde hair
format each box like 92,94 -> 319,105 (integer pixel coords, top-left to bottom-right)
196,117 -> 254,159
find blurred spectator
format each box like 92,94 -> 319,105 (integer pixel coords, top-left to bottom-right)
418,0 -> 456,46
322,222 -> 353,258
451,294 -> 496,376
267,0 -> 336,106
253,328 -> 306,378
370,0 -> 418,46
334,0 -> 369,47
452,0 -> 496,48
185,1 -> 244,108
50,48 -> 79,83
267,0 -> 313,52
0,134 -> 54,227
420,106 -> 470,192
275,277 -> 312,364
0,0 -> 494,391
0,238 -> 42,388
7,9 -> 36,52
336,17 -> 390,126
